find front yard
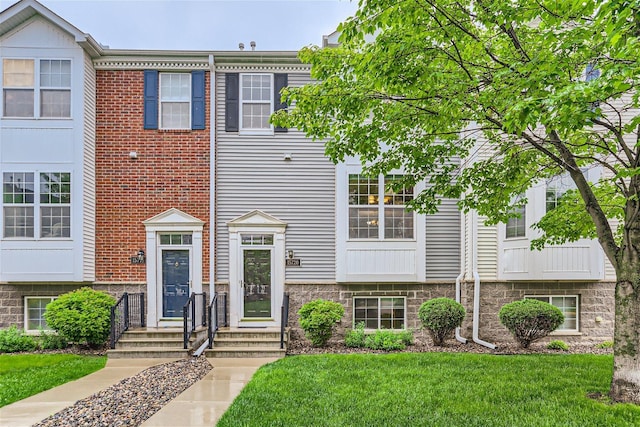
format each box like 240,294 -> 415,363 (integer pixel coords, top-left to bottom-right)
0,354 -> 106,407
217,353 -> 640,427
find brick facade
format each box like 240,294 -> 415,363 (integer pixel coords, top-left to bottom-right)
95,70 -> 211,283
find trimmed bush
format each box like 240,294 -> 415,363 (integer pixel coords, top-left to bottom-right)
364,329 -> 407,351
596,340 -> 614,349
418,298 -> 466,346
298,299 -> 344,347
546,339 -> 569,351
345,322 -> 366,348
0,326 -> 37,353
38,329 -> 69,350
498,299 -> 564,348
44,287 -> 116,347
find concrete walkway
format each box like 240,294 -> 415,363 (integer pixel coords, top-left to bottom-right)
0,357 -> 277,427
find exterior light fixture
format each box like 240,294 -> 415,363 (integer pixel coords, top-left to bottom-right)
288,250 -> 294,259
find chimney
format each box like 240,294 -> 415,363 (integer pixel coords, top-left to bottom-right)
239,42 -> 245,51
250,41 -> 256,51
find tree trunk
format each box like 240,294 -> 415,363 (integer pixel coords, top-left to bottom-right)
611,276 -> 640,403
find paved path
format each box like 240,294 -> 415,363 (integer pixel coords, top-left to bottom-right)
0,357 -> 277,427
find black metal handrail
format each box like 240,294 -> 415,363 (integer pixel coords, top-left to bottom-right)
207,292 -> 229,349
183,292 -> 207,349
280,292 -> 290,349
109,292 -> 145,349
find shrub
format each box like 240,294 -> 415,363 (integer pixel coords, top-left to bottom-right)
418,298 -> 466,346
498,299 -> 564,348
345,322 -> 366,348
298,299 -> 344,347
44,287 -> 116,347
397,329 -> 415,346
596,340 -> 614,349
547,339 -> 569,351
38,329 -> 69,350
364,329 -> 406,351
0,325 -> 37,353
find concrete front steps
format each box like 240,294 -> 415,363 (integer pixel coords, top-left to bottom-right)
107,327 -> 202,359
204,327 -> 289,358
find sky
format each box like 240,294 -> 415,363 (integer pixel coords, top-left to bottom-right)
0,0 -> 358,51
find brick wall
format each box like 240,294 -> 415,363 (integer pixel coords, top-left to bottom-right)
95,70 -> 211,283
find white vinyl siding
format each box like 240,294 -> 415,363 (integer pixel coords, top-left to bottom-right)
216,71 -> 336,282
82,53 -> 96,281
425,198 -> 461,281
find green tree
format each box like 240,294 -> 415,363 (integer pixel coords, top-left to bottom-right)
273,0 -> 640,403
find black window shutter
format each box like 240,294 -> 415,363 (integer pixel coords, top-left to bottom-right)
274,73 -> 288,133
143,70 -> 158,129
191,70 -> 206,130
225,73 -> 239,132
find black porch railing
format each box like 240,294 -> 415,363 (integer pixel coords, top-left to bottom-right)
109,292 -> 145,349
280,292 -> 290,349
183,292 -> 207,349
208,292 -> 228,349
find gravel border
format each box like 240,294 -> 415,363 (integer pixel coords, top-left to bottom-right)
33,356 -> 212,427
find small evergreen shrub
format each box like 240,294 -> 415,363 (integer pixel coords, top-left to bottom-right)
298,299 -> 344,347
44,287 -> 116,347
418,298 -> 466,346
546,339 -> 569,351
345,322 -> 366,348
38,329 -> 69,350
397,329 -> 415,346
498,299 -> 564,348
0,325 -> 37,353
596,340 -> 614,349
364,329 -> 406,351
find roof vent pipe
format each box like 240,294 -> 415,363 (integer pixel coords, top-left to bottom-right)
250,41 -> 256,51
239,43 -> 245,51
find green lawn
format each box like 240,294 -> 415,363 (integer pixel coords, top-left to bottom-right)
0,354 -> 107,407
217,353 -> 640,427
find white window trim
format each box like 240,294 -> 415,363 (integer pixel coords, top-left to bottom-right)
2,58 -> 72,119
2,171 -> 72,240
524,295 -> 580,332
239,73 -> 274,135
353,296 -> 407,330
24,296 -> 56,334
159,72 -> 191,130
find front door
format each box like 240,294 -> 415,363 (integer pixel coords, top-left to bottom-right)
161,249 -> 190,318
242,248 -> 272,319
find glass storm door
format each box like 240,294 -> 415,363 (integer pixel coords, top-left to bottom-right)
162,250 -> 190,318
242,249 -> 272,318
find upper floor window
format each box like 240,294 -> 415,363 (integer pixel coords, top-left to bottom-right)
160,73 -> 191,129
546,174 -> 576,212
348,174 -> 414,240
3,172 -> 71,239
2,59 -> 71,118
506,205 -> 526,238
240,74 -> 272,131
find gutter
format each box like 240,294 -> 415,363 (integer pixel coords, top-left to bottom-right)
455,272 -> 467,343
209,54 -> 216,302
455,210 -> 467,343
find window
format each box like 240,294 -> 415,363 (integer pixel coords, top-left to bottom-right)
159,233 -> 193,245
24,296 -> 56,333
3,172 -> 71,239
240,74 -> 272,130
160,73 -> 191,129
506,205 -> 526,238
546,174 -> 576,212
526,295 -> 579,332
354,297 -> 406,329
2,59 -> 71,118
348,174 -> 414,239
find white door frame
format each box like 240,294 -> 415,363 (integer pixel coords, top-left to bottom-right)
228,210 -> 286,327
143,208 -> 204,328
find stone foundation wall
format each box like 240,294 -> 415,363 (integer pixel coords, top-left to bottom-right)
0,283 -> 145,330
284,281 -> 615,346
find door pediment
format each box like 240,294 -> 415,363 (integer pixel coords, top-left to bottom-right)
143,208 -> 204,229
228,210 -> 287,232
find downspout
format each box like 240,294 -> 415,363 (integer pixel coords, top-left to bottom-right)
471,210 -> 496,349
455,210 -> 467,343
209,54 -> 216,303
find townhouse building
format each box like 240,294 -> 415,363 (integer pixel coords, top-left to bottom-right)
0,0 -> 614,346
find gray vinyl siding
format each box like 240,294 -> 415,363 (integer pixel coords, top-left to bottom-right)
216,71 -> 336,282
425,198 -> 461,280
82,53 -> 96,281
